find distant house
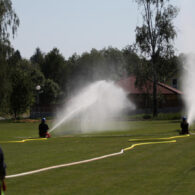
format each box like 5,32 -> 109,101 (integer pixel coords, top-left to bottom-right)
117,76 -> 183,113
165,71 -> 181,90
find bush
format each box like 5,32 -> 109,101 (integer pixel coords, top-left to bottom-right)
143,114 -> 152,119
155,113 -> 181,120
127,112 -> 181,121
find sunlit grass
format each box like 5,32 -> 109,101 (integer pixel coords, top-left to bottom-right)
0,120 -> 195,194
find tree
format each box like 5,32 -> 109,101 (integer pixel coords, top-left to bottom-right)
122,45 -> 141,75
0,0 -> 19,112
30,48 -> 44,68
7,50 -> 22,67
102,47 -> 127,80
134,0 -> 178,116
41,48 -> 68,91
30,67 -> 45,89
39,79 -> 60,105
0,55 -> 11,112
157,55 -> 179,83
9,60 -> 34,119
0,0 -> 19,42
66,47 -> 128,96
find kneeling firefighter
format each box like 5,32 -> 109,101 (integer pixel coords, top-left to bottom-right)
39,118 -> 51,138
180,116 -> 189,135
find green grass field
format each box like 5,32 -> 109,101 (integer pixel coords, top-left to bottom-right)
1,120 -> 195,195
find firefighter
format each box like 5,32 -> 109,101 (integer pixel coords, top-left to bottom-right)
39,118 -> 51,138
180,116 -> 189,135
0,146 -> 6,194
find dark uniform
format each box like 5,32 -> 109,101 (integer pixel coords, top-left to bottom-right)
39,118 -> 50,138
39,123 -> 49,137
0,146 -> 6,193
180,117 -> 189,135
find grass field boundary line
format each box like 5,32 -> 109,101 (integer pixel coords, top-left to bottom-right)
6,139 -> 178,179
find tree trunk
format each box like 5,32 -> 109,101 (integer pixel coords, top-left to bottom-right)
153,75 -> 158,117
152,54 -> 158,117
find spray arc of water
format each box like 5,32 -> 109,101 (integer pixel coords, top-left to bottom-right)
50,80 -> 135,134
49,99 -> 97,133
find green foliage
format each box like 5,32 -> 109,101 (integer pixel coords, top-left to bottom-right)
67,47 -> 128,93
128,112 -> 181,120
30,67 -> 45,89
7,50 -> 22,67
103,47 -> 127,79
0,56 -> 11,112
157,56 -> 179,82
122,45 -> 141,75
135,0 -> 178,58
41,48 -> 67,91
0,0 -> 19,41
30,47 -> 44,68
0,0 -> 19,113
9,60 -> 34,119
1,120 -> 195,194
40,79 -> 60,105
134,0 -> 179,116
155,112 -> 181,120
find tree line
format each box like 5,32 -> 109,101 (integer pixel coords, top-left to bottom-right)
0,45 -> 181,119
0,0 -> 182,119
0,45 -> 139,118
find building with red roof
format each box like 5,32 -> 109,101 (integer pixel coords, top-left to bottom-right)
117,76 -> 183,112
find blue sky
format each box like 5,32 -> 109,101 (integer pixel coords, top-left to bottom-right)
11,0 -> 195,59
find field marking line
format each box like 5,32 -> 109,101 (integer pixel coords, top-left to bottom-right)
6,139 -> 177,179
0,138 -> 47,143
128,134 -> 190,142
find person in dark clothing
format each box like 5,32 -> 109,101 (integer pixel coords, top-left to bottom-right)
0,146 -> 6,194
39,118 -> 51,138
180,116 -> 189,135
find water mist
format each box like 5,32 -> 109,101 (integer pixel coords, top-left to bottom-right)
182,54 -> 195,125
49,80 -> 135,134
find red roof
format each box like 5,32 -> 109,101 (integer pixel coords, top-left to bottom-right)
117,76 -> 182,95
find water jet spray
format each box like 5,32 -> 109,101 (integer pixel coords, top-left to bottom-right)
182,54 -> 195,125
50,80 -> 135,134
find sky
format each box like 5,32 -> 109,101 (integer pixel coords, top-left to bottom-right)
10,0 -> 195,59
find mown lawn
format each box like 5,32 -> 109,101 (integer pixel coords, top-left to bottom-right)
0,120 -> 195,195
